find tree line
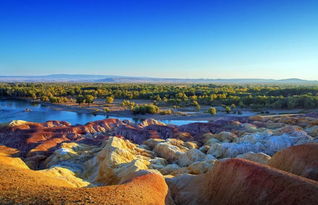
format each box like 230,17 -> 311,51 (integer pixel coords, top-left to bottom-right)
0,82 -> 318,109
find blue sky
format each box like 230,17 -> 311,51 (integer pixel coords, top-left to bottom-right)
0,0 -> 317,79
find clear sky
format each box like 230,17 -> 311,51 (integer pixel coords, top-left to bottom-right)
0,0 -> 317,79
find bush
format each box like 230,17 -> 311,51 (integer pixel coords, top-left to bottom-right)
76,95 -> 85,105
132,104 -> 159,114
41,96 -> 49,102
105,96 -> 114,104
225,106 -> 231,114
49,96 -> 59,103
159,109 -> 173,115
208,107 -> 217,115
84,95 -> 95,105
121,100 -> 136,108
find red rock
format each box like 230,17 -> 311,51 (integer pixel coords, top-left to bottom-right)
0,119 -> 123,168
168,158 -> 318,205
269,143 -> 318,181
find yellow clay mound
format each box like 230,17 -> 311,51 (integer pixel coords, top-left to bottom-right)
0,151 -> 168,205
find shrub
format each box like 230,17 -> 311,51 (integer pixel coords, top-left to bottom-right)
31,93 -> 37,100
132,104 -> 159,114
41,96 -> 49,102
121,100 -> 136,108
49,96 -> 59,103
159,109 -> 173,115
105,96 -> 114,104
208,107 -> 217,115
76,95 -> 85,105
84,95 -> 95,105
225,106 -> 231,114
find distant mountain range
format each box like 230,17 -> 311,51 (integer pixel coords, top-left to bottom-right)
0,74 -> 317,84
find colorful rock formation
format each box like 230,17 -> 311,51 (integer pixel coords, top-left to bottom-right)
168,158 -> 318,205
0,146 -> 169,205
1,113 -> 318,204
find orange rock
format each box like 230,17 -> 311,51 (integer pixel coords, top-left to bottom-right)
0,154 -> 169,205
0,145 -> 29,169
269,143 -> 318,181
0,145 -> 20,156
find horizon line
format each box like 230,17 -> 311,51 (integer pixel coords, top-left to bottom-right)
0,74 -> 317,81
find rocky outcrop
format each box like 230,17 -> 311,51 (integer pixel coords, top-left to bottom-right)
0,145 -> 90,188
168,158 -> 318,205
3,115 -> 314,169
0,155 -> 169,205
2,114 -> 318,204
138,118 -> 166,127
39,167 -> 90,187
43,142 -> 100,168
306,125 -> 318,138
178,118 -> 248,140
208,130 -> 313,158
269,143 -> 318,181
86,137 -> 153,185
0,145 -> 29,169
0,119 -> 123,168
154,141 -> 186,162
177,149 -> 206,167
187,158 -> 216,174
236,151 -> 271,164
144,138 -> 166,149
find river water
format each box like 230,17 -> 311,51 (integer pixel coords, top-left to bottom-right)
0,99 -> 205,126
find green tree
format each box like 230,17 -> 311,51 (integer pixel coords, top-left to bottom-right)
132,104 -> 159,114
195,103 -> 201,111
76,95 -> 85,105
105,96 -> 114,104
41,96 -> 49,102
208,107 -> 217,115
84,95 -> 95,106
153,95 -> 161,101
121,100 -> 136,109
225,106 -> 231,114
31,93 -> 37,100
49,96 -> 61,103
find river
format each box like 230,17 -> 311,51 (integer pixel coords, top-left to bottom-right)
0,99 -> 206,126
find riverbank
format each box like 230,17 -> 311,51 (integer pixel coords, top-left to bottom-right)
0,97 -> 310,122
38,99 -> 254,121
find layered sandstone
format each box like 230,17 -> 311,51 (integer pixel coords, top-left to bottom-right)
1,114 -> 318,204
269,143 -> 318,180
168,158 -> 318,205
0,149 -> 169,205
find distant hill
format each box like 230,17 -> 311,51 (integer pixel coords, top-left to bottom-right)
0,74 -> 119,82
0,74 -> 317,85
